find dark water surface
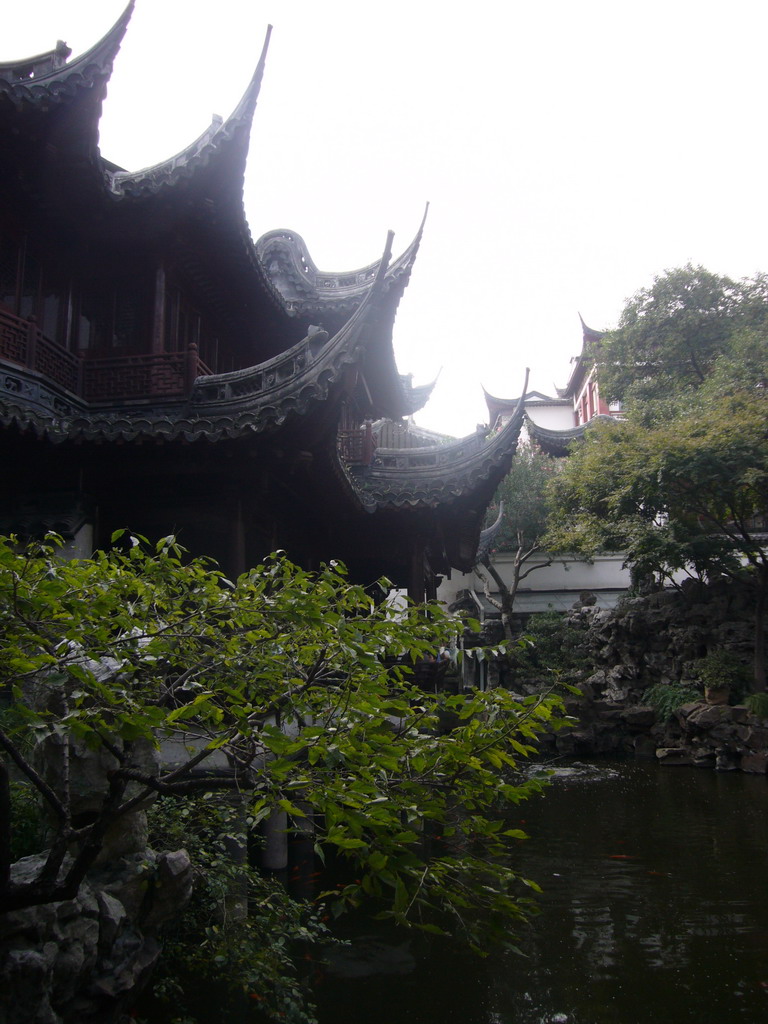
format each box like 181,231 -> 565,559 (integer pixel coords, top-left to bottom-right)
313,760 -> 768,1024
141,760 -> 768,1022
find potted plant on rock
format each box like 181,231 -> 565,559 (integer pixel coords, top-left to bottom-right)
696,649 -> 750,706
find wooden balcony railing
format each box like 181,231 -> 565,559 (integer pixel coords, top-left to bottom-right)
338,422 -> 375,466
0,309 -> 212,402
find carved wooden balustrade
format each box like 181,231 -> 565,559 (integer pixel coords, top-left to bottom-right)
0,309 -> 212,401
338,421 -> 375,466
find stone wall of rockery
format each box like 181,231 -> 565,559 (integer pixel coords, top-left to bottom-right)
524,578 -> 768,773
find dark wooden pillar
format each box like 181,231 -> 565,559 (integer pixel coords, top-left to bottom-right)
408,537 -> 425,604
152,264 -> 166,354
230,497 -> 246,578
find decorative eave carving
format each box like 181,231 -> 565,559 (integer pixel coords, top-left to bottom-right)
0,2 -> 133,116
347,403 -> 525,512
256,204 -> 428,318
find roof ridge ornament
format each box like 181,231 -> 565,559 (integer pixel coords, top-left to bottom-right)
374,230 -> 395,286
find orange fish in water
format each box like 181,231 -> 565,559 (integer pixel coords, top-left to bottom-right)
608,854 -> 635,860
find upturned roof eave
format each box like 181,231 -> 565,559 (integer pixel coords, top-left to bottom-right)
559,315 -> 605,399
0,2 -> 134,104
338,398 -> 525,574
401,375 -> 438,416
256,203 -> 429,317
348,390 -> 527,514
526,411 -> 618,456
475,500 -> 505,564
483,385 -> 570,428
108,25 -> 271,200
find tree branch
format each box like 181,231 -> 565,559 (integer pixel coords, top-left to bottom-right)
0,727 -> 67,824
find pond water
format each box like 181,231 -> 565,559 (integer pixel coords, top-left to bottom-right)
140,759 -> 768,1023
312,760 -> 768,1024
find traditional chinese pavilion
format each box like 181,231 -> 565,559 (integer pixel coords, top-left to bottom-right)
483,318 -> 621,457
0,3 -> 522,599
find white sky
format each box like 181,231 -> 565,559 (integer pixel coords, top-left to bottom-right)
5,1 -> 768,436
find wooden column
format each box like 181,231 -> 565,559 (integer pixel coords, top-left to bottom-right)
151,264 -> 166,354
262,809 -> 288,871
230,497 -> 246,579
408,537 -> 425,604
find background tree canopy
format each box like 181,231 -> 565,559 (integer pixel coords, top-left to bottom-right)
595,263 -> 768,404
545,265 -> 768,691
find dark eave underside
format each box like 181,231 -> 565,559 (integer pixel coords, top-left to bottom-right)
0,264 -> 408,443
349,403 -> 525,512
526,412 -> 617,456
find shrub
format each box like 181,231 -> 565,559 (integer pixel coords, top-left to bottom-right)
745,692 -> 768,719
644,682 -> 701,721
695,649 -> 751,700
9,782 -> 47,862
511,611 -> 591,679
141,796 -> 331,1024
1,532 -> 569,1021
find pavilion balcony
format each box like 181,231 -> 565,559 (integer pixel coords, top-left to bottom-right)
0,308 -> 212,403
338,421 -> 375,466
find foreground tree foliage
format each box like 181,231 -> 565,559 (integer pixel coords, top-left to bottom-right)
547,265 -> 768,691
0,534 -> 569,1014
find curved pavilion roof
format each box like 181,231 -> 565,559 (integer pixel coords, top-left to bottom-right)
525,412 -> 617,457
0,8 -> 523,581
556,315 -> 605,400
108,25 -> 271,204
351,411 -> 524,513
483,386 -> 571,432
256,204 -> 428,320
0,7 -> 429,422
342,391 -> 527,574
0,234 -> 419,442
0,1 -> 134,115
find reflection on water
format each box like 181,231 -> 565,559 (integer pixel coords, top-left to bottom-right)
314,760 -> 768,1024
137,760 -> 768,1022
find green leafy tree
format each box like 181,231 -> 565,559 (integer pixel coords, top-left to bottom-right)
0,534 -> 569,1005
476,443 -> 560,640
547,267 -> 768,691
596,263 -> 768,404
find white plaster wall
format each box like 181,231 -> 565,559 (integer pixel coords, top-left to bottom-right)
499,402 -> 575,432
523,403 -> 575,431
438,552 -> 631,612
